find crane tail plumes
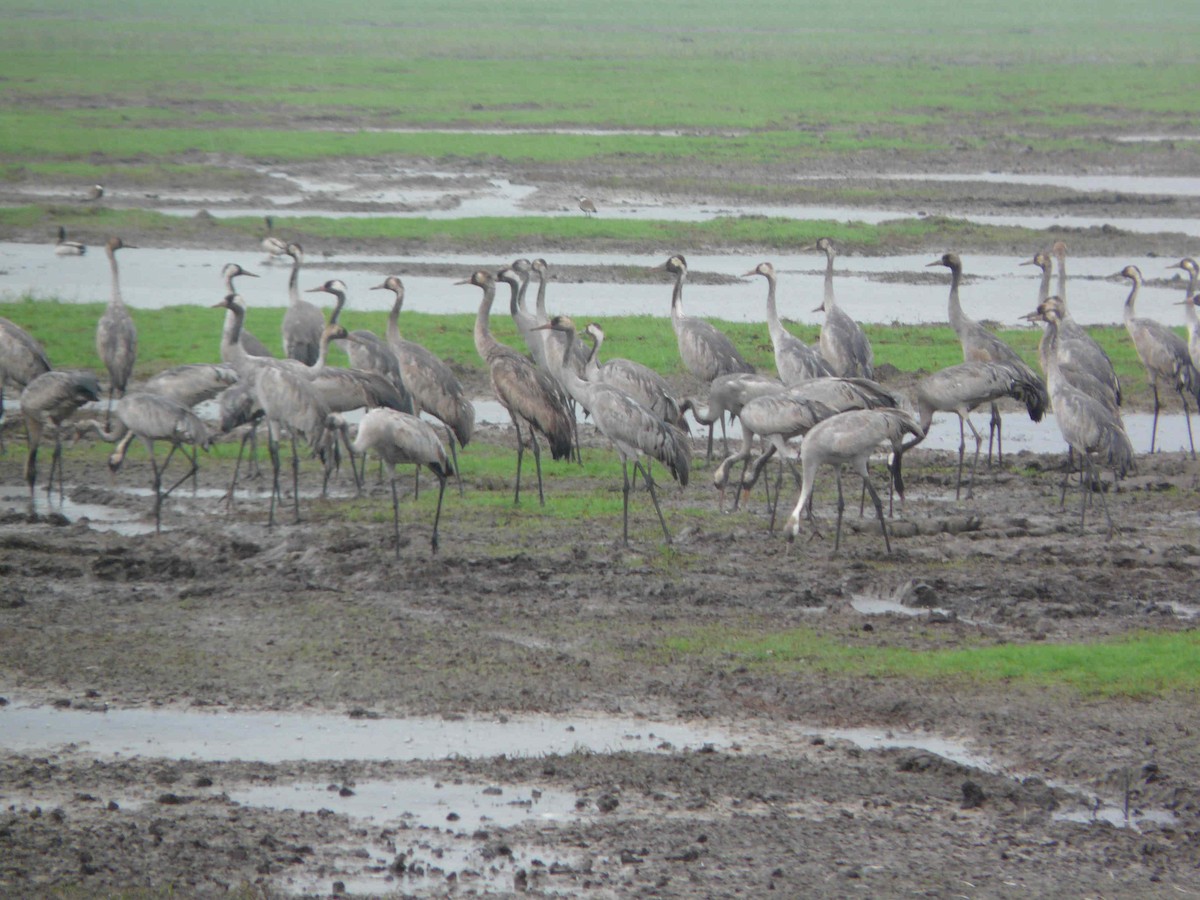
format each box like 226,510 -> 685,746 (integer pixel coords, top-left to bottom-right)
1008,362 -> 1049,423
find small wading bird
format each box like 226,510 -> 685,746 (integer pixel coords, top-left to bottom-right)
658,254 -> 755,459
20,370 -> 101,508
460,270 -> 573,506
810,238 -> 874,379
1117,264 -> 1198,457
928,252 -> 1047,466
353,408 -> 453,556
578,196 -> 597,216
260,216 -> 288,262
0,316 -> 52,452
95,237 -> 137,430
54,226 -> 86,256
1028,299 -> 1133,536
784,408 -> 924,555
537,316 -> 690,544
84,184 -> 104,203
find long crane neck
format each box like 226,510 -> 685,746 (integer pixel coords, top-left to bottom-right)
670,267 -> 686,323
762,270 -> 784,339
822,249 -> 835,309
583,329 -> 602,380
107,245 -> 124,306
386,291 -> 403,345
288,254 -> 302,306
474,281 -> 500,360
1036,260 -> 1052,306
1055,251 -> 1068,305
946,261 -> 968,334
1123,275 -> 1139,325
534,270 -> 549,323
326,288 -> 346,325
220,301 -> 252,375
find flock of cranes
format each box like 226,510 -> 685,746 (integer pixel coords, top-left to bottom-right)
3,227 -> 1200,554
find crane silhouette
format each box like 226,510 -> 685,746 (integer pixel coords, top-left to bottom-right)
372,276 -> 475,494
810,238 -> 874,379
1,316 -> 52,452
1117,264 -> 1198,457
220,263 -> 273,359
658,254 -> 754,459
537,315 -> 690,544
460,270 -> 573,506
20,370 -> 100,509
910,360 -> 1047,500
928,251 -> 1047,465
744,261 -> 834,385
784,408 -> 924,555
281,243 -> 324,365
1030,300 -> 1134,536
353,408 -> 454,555
95,236 -> 138,430
1168,257 -> 1200,397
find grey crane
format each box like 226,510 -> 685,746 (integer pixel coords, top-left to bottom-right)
744,261 -> 834,385
1168,257 -> 1200,380
372,275 -> 475,493
530,258 -> 590,377
810,238 -> 874,379
281,243 -> 324,366
578,197 -> 597,216
90,391 -> 213,533
0,316 -> 52,452
1031,301 -> 1133,536
261,216 -> 288,263
537,315 -> 690,544
220,263 -> 273,359
657,254 -> 754,459
144,363 -> 238,410
682,371 -> 785,459
1023,250 -> 1121,410
928,251 -> 1047,465
581,322 -> 688,431
250,365 -> 332,526
909,360 -> 1047,500
353,407 -> 454,555
460,270 -> 573,506
95,236 -> 138,431
712,389 -> 837,518
20,369 -> 100,508
726,376 -> 901,514
1117,264 -> 1198,457
784,408 -> 924,554
54,226 -> 86,256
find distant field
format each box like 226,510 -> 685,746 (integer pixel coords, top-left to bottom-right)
1,0 -> 1197,171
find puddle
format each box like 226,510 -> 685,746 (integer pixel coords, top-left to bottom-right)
0,484 -> 159,536
0,703 -> 738,762
231,777 -> 583,896
848,593 -> 951,618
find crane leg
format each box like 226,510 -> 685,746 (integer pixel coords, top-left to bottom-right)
833,469 -> 846,554
49,429 -> 66,503
1150,385 -> 1161,453
621,459 -> 631,545
290,434 -> 302,523
1179,389 -> 1196,460
987,402 -> 1002,467
954,416 -> 967,500
430,471 -> 447,554
162,444 -> 199,497
148,449 -> 163,535
512,419 -> 525,505
965,416 -> 985,500
530,430 -> 546,507
636,459 -> 672,544
267,431 -> 281,528
444,426 -> 465,497
389,475 -> 402,559
863,470 -> 891,554
705,422 -> 714,461
1087,453 -> 1119,538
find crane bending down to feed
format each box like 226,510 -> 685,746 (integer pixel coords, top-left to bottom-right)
353,408 -> 453,555
784,408 -> 924,555
1117,264 -> 1198,458
20,370 -> 101,508
537,316 -> 690,544
95,236 -> 137,430
0,316 -> 52,452
657,255 -> 754,459
1029,300 -> 1134,536
83,391 -> 212,533
460,270 -> 573,506
910,360 -> 1047,500
928,252 -> 1047,466
810,238 -> 874,379
745,261 -> 834,385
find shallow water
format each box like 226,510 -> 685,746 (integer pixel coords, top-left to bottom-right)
2,240 -> 1188,327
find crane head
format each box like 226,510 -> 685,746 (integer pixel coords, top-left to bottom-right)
1019,252 -> 1051,270
372,276 -> 404,295
307,279 -> 347,297
1115,264 -> 1142,282
926,252 -> 960,271
743,261 -> 774,279
455,270 -> 493,289
221,263 -> 258,280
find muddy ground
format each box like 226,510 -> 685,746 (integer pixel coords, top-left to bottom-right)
2,148 -> 1200,898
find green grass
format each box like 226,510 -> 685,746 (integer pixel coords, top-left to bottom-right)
664,627 -> 1200,698
0,0 -> 1196,169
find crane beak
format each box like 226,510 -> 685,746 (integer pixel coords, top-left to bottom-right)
305,285 -> 328,294
1018,259 -> 1037,267
370,283 -> 387,290
812,303 -> 825,313
242,270 -> 260,278
924,260 -> 943,268
741,269 -> 758,278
